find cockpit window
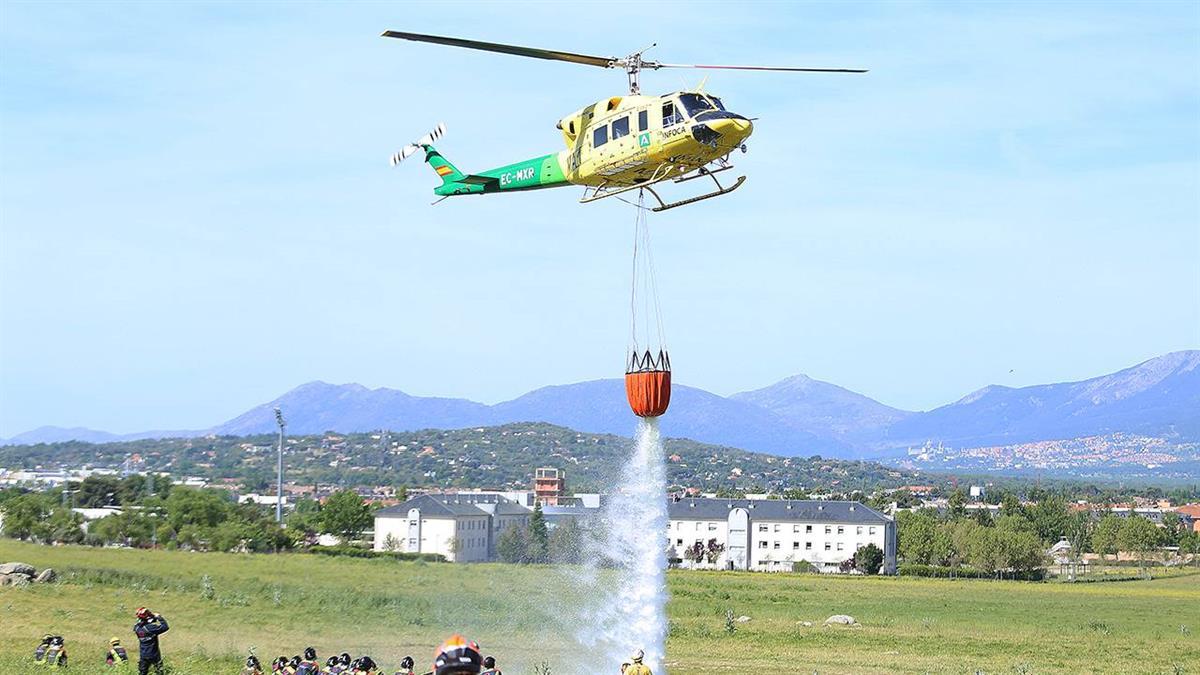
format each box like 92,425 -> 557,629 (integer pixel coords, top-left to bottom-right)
679,93 -> 725,116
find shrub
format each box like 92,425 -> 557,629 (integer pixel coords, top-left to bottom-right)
304,544 -> 444,562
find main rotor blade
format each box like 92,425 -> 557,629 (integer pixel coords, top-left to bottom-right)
381,30 -> 617,69
649,62 -> 868,73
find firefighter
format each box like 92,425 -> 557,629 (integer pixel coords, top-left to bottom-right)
132,607 -> 169,675
242,655 -> 264,675
34,634 -> 53,664
432,635 -> 482,675
45,636 -> 68,668
106,637 -> 131,667
480,656 -> 501,675
625,650 -> 652,675
296,647 -> 320,674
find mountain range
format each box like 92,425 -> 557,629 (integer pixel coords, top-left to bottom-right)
4,351 -> 1197,462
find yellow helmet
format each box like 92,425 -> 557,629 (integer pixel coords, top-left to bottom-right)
110,637 -> 121,645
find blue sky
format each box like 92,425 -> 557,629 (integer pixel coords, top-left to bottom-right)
1,1 -> 1197,436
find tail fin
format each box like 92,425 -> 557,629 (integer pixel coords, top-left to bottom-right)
390,122 -> 464,184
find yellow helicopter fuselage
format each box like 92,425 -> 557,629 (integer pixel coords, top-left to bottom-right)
424,91 -> 753,201
557,91 -> 754,187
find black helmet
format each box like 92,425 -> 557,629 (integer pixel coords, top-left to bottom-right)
51,636 -> 64,646
483,657 -> 495,668
359,655 -> 377,671
290,656 -> 301,668
401,656 -> 415,669
327,656 -> 338,667
247,655 -> 261,668
341,653 -> 352,665
434,635 -> 482,675
273,656 -> 288,669
304,647 -> 317,661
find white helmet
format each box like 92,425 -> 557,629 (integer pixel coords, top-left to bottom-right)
631,649 -> 644,663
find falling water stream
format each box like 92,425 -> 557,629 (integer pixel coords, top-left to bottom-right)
568,417 -> 669,673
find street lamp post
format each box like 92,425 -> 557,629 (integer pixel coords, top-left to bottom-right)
274,407 -> 286,523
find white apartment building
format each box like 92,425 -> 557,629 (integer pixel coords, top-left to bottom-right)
373,493 -> 531,562
668,498 -> 897,574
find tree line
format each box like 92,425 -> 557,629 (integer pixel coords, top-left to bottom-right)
897,488 -> 1200,577
0,474 -> 376,553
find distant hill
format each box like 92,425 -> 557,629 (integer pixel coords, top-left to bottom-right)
210,378 -> 846,458
731,374 -> 914,442
491,379 -> 844,457
214,381 -> 493,436
0,422 -> 924,494
872,351 -> 1200,454
5,351 -> 1197,473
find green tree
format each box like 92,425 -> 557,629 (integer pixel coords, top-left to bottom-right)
286,497 -> 323,536
1092,514 -> 1122,559
528,503 -> 549,563
75,475 -> 120,508
1026,494 -> 1070,543
36,506 -> 85,544
1117,516 -> 1162,572
947,488 -> 967,520
548,519 -> 585,564
497,524 -> 530,563
165,487 -> 231,531
319,490 -> 372,542
897,510 -> 939,564
854,543 -> 884,574
0,492 -> 50,540
1159,512 -> 1185,547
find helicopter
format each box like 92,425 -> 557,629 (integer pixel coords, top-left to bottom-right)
384,31 -> 865,212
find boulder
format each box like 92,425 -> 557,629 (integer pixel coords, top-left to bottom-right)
35,568 -> 57,584
824,614 -> 857,626
0,562 -> 36,576
0,573 -> 32,588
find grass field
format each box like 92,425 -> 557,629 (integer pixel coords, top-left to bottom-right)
1,541 -> 1197,674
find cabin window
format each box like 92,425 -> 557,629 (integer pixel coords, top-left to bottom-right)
638,110 -> 648,131
662,102 -> 683,127
593,125 -> 608,147
612,116 -> 630,139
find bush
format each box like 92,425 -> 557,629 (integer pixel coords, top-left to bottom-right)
899,563 -> 1045,581
304,545 -> 444,563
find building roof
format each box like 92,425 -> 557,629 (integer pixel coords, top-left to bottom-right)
375,493 -> 531,519
668,498 -> 890,524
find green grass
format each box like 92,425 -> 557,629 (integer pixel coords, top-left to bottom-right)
1,541 -> 1197,674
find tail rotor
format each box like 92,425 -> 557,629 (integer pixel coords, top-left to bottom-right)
390,122 -> 447,166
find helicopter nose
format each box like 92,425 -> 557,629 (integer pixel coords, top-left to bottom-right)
711,116 -> 753,144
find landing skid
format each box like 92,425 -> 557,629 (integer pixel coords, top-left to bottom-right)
579,162 -> 746,212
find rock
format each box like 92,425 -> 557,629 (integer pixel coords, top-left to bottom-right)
0,562 -> 36,576
0,573 -> 32,588
801,621 -> 814,627
35,568 -> 57,583
735,616 -> 752,623
825,614 -> 857,626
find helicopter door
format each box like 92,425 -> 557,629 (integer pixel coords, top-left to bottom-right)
591,123 -> 610,170
608,114 -> 637,176
660,100 -> 689,150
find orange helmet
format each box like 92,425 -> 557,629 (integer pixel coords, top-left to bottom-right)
135,607 -> 153,620
433,634 -> 482,675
